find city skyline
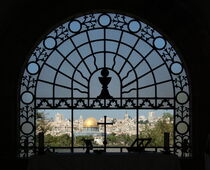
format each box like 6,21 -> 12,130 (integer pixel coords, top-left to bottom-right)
36,108 -> 174,147
37,109 -> 173,120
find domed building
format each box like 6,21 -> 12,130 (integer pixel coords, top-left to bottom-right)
83,117 -> 99,132
75,117 -> 103,137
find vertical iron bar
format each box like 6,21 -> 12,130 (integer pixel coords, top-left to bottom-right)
104,28 -> 106,68
34,102 -> 37,156
104,115 -> 107,152
71,109 -> 74,153
137,109 -> 139,146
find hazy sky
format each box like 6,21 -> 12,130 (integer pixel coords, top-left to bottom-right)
36,26 -> 175,99
36,18 -> 175,122
38,109 -> 173,120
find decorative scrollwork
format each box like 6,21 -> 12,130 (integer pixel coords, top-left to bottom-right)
21,75 -> 36,91
20,105 -> 35,120
112,14 -> 128,29
74,98 -> 87,108
90,99 -> 104,108
122,98 -> 137,108
55,99 -> 71,108
141,25 -> 155,41
157,98 -> 174,108
35,98 -> 175,109
176,105 -> 190,120
31,47 -> 48,62
36,98 -> 53,108
106,99 -> 120,108
54,24 -> 69,41
174,75 -> 189,91
81,14 -> 97,29
19,12 -> 191,158
138,99 -> 155,108
162,47 -> 177,63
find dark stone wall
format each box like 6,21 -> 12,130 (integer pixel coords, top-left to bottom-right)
0,1 -> 209,170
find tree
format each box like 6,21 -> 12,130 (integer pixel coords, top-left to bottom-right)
45,134 -> 71,147
74,135 -> 94,146
139,113 -> 173,147
162,112 -> 173,122
107,134 -> 136,146
36,112 -> 52,134
107,133 -> 117,145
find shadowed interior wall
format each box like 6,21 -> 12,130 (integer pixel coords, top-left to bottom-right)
0,1 -> 210,170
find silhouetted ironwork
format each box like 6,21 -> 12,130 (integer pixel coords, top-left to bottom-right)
38,132 -> 45,155
23,138 -> 28,157
181,139 -> 189,157
18,12 -> 191,158
163,132 -> 170,154
97,116 -> 113,152
82,139 -> 93,154
97,68 -> 113,99
127,138 -> 152,152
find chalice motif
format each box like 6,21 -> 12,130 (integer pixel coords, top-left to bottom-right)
97,68 -> 113,99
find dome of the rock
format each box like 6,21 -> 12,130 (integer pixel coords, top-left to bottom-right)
83,117 -> 98,128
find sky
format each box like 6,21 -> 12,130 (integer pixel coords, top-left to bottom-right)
35,23 -> 178,99
35,16 -> 176,122
38,109 -> 173,120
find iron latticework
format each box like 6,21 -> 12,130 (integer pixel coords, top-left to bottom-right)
18,12 -> 191,158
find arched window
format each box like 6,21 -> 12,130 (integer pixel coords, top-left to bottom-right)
18,12 -> 191,158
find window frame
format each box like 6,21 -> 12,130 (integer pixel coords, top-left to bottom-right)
18,12 -> 192,158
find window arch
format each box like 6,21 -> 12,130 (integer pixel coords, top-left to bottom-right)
18,12 -> 191,158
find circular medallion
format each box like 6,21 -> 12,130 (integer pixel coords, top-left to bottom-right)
153,36 -> 166,49
21,91 -> 34,104
176,121 -> 188,134
68,20 -> 82,33
128,20 -> 141,33
98,14 -> 111,27
27,62 -> 40,75
176,91 -> 189,104
43,36 -> 57,49
21,122 -> 34,135
170,62 -> 183,75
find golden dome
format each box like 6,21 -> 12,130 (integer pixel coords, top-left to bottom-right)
83,117 -> 98,128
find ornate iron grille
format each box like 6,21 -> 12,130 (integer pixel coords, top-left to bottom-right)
18,12 -> 191,158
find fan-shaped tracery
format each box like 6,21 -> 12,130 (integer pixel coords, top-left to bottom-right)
19,12 -> 191,158
37,35 -> 173,99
